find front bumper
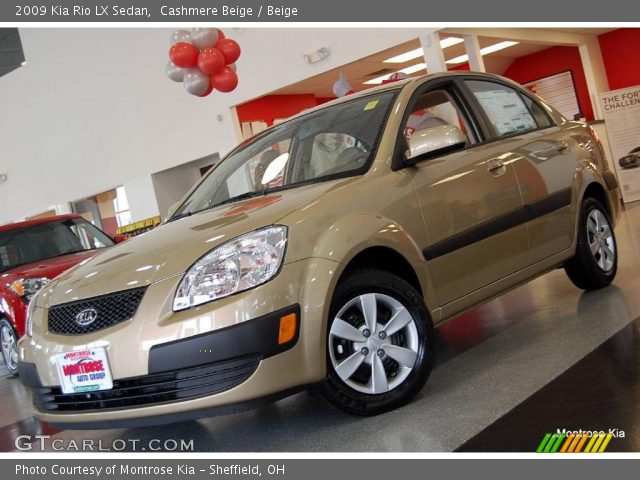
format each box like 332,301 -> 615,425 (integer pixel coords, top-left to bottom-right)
18,258 -> 339,428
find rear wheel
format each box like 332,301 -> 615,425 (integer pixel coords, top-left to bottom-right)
0,320 -> 19,377
319,269 -> 434,416
564,197 -> 617,290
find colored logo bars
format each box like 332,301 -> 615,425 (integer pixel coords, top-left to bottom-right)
536,432 -> 613,453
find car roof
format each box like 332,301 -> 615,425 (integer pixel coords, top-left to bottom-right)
273,71 -> 520,123
0,214 -> 83,233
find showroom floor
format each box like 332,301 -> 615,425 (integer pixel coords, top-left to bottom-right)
2,202 -> 640,452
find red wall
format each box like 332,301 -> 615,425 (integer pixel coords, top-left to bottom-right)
599,29 -> 640,91
236,94 -> 318,126
501,46 -> 594,121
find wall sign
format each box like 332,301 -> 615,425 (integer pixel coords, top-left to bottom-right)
599,86 -> 640,204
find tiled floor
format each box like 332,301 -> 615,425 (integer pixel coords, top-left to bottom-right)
2,202 -> 640,452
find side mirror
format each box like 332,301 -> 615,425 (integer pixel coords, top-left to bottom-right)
405,125 -> 467,165
113,234 -> 128,244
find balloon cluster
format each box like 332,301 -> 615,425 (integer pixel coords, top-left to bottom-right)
165,28 -> 241,97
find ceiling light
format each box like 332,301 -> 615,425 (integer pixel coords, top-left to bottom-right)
480,41 -> 519,55
383,37 -> 463,63
440,37 -> 465,49
364,62 -> 427,85
445,41 -> 519,65
364,74 -> 393,85
400,63 -> 427,75
445,54 -> 470,65
384,48 -> 423,64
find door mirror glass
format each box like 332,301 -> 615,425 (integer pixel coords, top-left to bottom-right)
405,124 -> 467,164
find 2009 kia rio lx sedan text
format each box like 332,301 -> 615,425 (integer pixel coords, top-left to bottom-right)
19,72 -> 621,428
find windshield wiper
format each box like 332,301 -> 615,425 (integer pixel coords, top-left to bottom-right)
170,189 -> 270,222
214,188 -> 270,207
170,211 -> 192,222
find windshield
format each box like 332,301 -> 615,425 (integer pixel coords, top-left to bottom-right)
0,218 -> 115,273
172,90 -> 398,219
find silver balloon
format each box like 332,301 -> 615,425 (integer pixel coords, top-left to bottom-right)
165,61 -> 185,82
170,30 -> 192,45
190,28 -> 218,50
183,68 -> 210,96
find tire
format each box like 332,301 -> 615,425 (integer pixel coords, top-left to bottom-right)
319,269 -> 434,416
0,319 -> 19,377
564,197 -> 617,290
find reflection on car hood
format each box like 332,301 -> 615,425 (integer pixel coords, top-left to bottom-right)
38,179 -> 354,307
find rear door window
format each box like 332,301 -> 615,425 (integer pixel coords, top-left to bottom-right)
465,80 -> 550,137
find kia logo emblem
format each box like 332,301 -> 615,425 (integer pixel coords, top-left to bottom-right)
75,308 -> 98,327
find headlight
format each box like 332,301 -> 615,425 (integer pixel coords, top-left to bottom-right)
10,277 -> 50,302
173,225 -> 288,311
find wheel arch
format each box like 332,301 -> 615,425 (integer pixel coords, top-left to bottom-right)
581,181 -> 612,217
336,246 -> 423,297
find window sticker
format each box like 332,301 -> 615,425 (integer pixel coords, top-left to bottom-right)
363,100 -> 379,111
474,89 -> 537,135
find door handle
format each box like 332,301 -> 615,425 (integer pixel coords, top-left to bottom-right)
556,141 -> 569,152
488,160 -> 505,173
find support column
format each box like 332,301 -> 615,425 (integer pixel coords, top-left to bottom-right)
579,38 -> 610,119
464,34 -> 486,72
419,30 -> 447,74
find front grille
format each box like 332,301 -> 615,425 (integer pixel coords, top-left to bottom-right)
47,287 -> 147,336
35,355 -> 259,412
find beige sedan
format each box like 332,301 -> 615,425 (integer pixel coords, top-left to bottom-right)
19,72 -> 621,428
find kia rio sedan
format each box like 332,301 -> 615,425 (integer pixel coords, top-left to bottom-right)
19,72 -> 621,428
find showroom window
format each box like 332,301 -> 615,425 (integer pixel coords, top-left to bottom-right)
465,80 -> 549,137
114,186 -> 132,227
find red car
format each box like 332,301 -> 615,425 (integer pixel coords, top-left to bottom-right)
0,214 -> 117,375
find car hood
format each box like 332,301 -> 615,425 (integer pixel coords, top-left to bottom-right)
1,250 -> 98,286
38,179 -> 354,307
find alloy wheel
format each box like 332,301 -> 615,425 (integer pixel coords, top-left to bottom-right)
328,293 -> 420,395
586,208 -> 616,272
0,325 -> 18,372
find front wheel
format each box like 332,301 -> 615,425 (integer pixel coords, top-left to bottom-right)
564,197 -> 617,290
0,319 -> 19,377
319,269 -> 434,416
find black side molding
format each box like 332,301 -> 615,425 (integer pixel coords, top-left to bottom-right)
423,187 -> 572,261
148,304 -> 300,374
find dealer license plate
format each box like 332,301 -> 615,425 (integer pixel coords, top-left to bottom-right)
54,347 -> 113,394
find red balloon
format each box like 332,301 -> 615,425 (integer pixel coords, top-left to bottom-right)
217,29 -> 225,41
211,66 -> 238,93
169,42 -> 199,68
216,39 -> 241,65
197,48 -> 225,75
200,82 -> 214,97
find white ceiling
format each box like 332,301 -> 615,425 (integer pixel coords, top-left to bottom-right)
269,29 -> 614,98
